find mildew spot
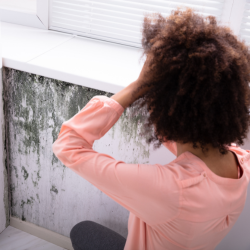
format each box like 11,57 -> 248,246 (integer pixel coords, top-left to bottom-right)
12,165 -> 18,178
10,184 -> 15,193
36,194 -> 40,203
31,173 -> 38,187
20,200 -> 25,208
12,210 -> 18,217
21,166 -> 29,180
22,213 -> 26,221
37,170 -> 41,181
50,185 -> 58,194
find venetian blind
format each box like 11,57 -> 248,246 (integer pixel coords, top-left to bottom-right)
49,0 -> 225,48
239,0 -> 250,45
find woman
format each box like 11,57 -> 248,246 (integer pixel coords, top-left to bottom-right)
52,8 -> 250,250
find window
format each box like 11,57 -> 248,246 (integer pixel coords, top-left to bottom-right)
49,0 -> 227,48
1,0 -> 249,48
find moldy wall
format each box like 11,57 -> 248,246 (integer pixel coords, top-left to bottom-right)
2,67 -> 165,238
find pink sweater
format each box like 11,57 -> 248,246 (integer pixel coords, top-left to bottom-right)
52,95 -> 250,250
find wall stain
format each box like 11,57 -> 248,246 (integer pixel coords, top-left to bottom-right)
21,166 -> 29,180
3,67 -> 152,238
10,184 -> 15,193
12,165 -> 18,178
37,170 -> 41,181
36,194 -> 40,203
50,185 -> 58,194
22,213 -> 26,221
31,174 -> 38,187
20,200 -> 25,208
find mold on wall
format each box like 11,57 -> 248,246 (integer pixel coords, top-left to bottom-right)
2,67 -> 161,238
0,67 -> 9,233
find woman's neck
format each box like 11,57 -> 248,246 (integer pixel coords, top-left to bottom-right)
176,142 -> 239,179
176,142 -> 226,159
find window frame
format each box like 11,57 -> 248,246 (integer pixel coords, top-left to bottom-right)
0,0 -> 48,29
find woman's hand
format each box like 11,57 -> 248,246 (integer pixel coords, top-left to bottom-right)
137,52 -> 155,86
130,52 -> 156,100
110,53 -> 155,109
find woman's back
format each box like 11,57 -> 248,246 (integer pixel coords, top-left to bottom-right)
125,142 -> 250,250
201,150 -> 240,179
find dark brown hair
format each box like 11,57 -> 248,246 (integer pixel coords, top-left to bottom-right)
129,7 -> 250,155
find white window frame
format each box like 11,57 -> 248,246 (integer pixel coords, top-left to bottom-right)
0,0 -> 49,29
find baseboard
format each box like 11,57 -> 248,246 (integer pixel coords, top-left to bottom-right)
10,216 -> 74,250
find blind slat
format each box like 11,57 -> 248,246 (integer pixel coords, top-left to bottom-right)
50,0 -> 225,48
52,16 -> 141,33
52,0 -> 222,16
54,0 -> 224,11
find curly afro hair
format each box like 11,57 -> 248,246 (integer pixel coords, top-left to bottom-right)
129,7 -> 250,155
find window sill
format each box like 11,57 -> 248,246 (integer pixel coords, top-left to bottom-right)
2,22 -> 144,93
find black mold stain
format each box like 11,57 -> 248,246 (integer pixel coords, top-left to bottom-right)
37,170 -> 41,181
4,68 -> 113,162
50,185 -> 58,194
10,184 -> 15,193
20,200 -> 25,208
12,210 -> 18,217
51,153 -> 58,165
36,194 -> 40,203
21,166 -> 29,180
31,173 -> 38,187
22,213 -> 26,221
12,165 -> 18,178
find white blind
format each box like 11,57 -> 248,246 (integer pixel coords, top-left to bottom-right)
49,0 -> 225,48
240,0 -> 250,45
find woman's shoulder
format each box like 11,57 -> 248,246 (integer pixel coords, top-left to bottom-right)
228,143 -> 250,156
228,144 -> 250,174
162,142 -> 250,181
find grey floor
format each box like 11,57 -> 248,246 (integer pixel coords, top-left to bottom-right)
0,226 -> 67,250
